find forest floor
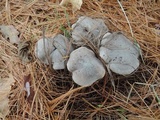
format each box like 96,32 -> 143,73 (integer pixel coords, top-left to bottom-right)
0,0 -> 160,120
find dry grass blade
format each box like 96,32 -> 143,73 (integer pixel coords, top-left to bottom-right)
48,86 -> 85,111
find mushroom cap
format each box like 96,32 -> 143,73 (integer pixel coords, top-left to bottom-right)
35,38 -> 55,64
51,34 -> 73,70
67,47 -> 105,86
51,49 -> 65,70
72,16 -> 108,46
100,32 -> 140,75
100,47 -> 139,75
35,34 -> 73,70
101,32 -> 140,57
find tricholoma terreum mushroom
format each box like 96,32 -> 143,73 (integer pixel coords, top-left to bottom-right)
35,34 -> 73,70
72,16 -> 108,46
35,16 -> 141,87
67,47 -> 105,86
99,32 -> 140,75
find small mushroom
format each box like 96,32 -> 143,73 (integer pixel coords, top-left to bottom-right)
99,32 -> 140,75
35,37 -> 54,64
35,34 -> 73,70
72,16 -> 108,46
67,47 -> 105,86
51,34 -> 73,70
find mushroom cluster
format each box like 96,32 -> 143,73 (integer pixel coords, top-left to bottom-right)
35,34 -> 73,70
35,16 -> 141,86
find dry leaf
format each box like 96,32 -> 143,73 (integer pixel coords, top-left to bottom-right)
0,25 -> 20,44
0,74 -> 15,119
18,41 -> 32,63
60,0 -> 83,11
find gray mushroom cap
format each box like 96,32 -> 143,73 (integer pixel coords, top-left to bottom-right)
51,34 -> 73,70
72,16 -> 108,46
35,37 -> 54,64
99,32 -> 140,75
35,34 -> 73,70
67,47 -> 105,86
